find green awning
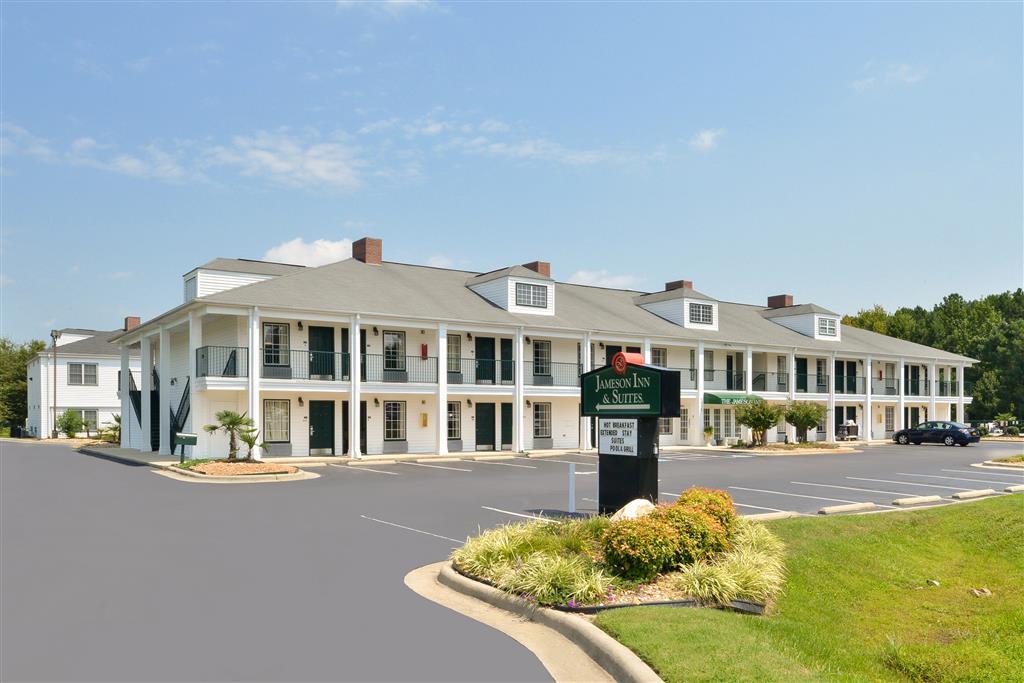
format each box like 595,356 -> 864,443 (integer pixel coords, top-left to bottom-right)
703,393 -> 762,405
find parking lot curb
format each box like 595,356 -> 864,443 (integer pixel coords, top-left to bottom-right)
1004,485 -> 1024,493
818,502 -> 876,515
952,488 -> 997,500
744,511 -> 800,520
470,454 -> 517,461
976,461 -> 1024,471
892,495 -> 942,506
438,563 -> 662,683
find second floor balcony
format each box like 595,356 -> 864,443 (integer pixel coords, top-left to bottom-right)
523,361 -> 581,387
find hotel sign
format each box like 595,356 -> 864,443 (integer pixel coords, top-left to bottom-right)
580,353 -> 680,418
598,419 -> 639,456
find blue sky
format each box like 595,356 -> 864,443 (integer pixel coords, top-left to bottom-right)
2,1 -> 1021,341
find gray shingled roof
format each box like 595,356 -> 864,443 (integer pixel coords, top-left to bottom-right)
634,286 -> 715,304
49,330 -> 139,357
761,303 -> 838,318
467,264 -> 552,285
185,258 -> 307,277
197,258 -> 974,363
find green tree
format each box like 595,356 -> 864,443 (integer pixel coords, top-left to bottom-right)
55,409 -> 83,438
98,414 -> 121,443
735,400 -> 783,446
0,337 -> 47,429
237,428 -> 264,460
784,402 -> 828,442
203,410 -> 255,460
841,305 -> 890,335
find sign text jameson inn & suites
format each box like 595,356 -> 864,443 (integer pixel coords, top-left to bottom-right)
580,352 -> 680,514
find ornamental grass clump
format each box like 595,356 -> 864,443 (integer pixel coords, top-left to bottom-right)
600,515 -> 680,581
717,548 -> 785,603
675,487 -> 738,537
452,523 -> 543,582
498,553 -> 611,606
673,560 -> 741,606
732,516 -> 786,556
650,504 -> 729,566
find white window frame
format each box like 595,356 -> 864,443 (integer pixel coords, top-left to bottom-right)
263,323 -> 289,366
532,339 -> 551,376
263,399 -> 290,443
680,407 -> 689,440
383,331 -> 406,371
817,317 -> 838,337
69,409 -> 99,429
384,401 -> 406,441
658,417 -> 672,435
533,402 -> 552,439
885,406 -> 895,434
447,401 -> 461,440
68,363 -> 98,386
447,334 -> 461,373
651,347 -> 667,367
515,282 -> 548,308
689,302 -> 714,326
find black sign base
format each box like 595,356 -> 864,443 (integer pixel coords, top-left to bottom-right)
598,454 -> 659,515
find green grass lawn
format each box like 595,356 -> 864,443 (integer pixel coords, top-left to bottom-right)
993,454 -> 1024,464
595,496 -> 1024,682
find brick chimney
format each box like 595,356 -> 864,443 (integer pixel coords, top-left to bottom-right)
352,237 -> 382,265
124,316 -> 140,331
522,261 -> 551,278
665,279 -> 693,291
767,294 -> 794,309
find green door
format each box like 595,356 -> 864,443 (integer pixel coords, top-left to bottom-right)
795,358 -> 808,392
500,338 -> 513,384
476,402 -> 495,450
309,326 -> 335,379
309,400 -> 335,455
500,403 -> 513,448
475,337 -> 495,384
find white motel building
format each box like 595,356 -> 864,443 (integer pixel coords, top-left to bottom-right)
110,237 -> 975,459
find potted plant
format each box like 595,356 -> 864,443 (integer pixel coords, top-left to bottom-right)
703,425 -> 715,446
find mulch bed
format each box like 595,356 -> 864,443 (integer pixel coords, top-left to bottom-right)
188,461 -> 298,476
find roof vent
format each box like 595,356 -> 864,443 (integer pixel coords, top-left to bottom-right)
522,261 -> 550,278
353,237 -> 382,265
767,294 -> 794,309
124,316 -> 141,331
665,279 -> 693,291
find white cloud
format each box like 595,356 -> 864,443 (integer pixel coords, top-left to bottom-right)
688,128 -> 725,152
74,57 -> 111,81
850,62 -> 928,91
479,119 -> 510,133
885,63 -> 927,84
850,77 -> 876,92
67,141 -> 187,181
263,237 -> 353,266
0,275 -> 13,287
125,56 -> 152,73
449,135 -> 615,165
337,0 -> 441,15
426,255 -> 454,268
204,131 -> 364,190
568,270 -> 642,289
359,118 -> 399,134
107,271 -> 135,280
0,122 -> 56,161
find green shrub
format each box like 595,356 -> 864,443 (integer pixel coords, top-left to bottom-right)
673,560 -> 740,605
498,553 -> 611,606
652,504 -> 729,566
55,409 -> 84,437
1007,425 -> 1020,436
452,523 -> 544,581
601,516 -> 680,581
675,487 -> 738,536
535,515 -> 610,555
732,517 -> 785,556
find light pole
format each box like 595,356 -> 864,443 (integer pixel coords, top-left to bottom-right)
50,329 -> 61,438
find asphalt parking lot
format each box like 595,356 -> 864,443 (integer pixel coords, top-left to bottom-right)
2,440 -> 1022,682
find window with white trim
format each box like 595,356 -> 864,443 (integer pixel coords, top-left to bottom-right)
818,317 -> 838,336
69,409 -> 98,429
817,415 -> 826,435
447,334 -> 461,373
724,409 -> 734,438
713,409 -> 722,438
704,408 -> 711,430
68,363 -> 98,386
515,282 -> 548,308
680,407 -> 689,440
651,347 -> 667,367
533,402 -> 552,438
263,323 -> 289,366
885,406 -> 895,434
263,399 -> 290,442
704,349 -> 714,382
383,331 -> 406,371
533,340 -> 551,375
777,417 -> 786,435
689,302 -> 714,325
658,417 -> 672,435
384,401 -> 406,441
447,401 -> 461,440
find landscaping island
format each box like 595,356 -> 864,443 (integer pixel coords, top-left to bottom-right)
595,495 -> 1023,682
174,459 -> 298,476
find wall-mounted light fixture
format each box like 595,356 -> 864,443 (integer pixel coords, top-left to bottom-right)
297,321 -> 303,331
525,337 -> 531,345
599,342 -> 605,349
467,333 -> 473,341
373,327 -> 379,336
525,399 -> 532,408
298,396 -> 304,407
169,377 -> 177,386
373,397 -> 380,407
466,398 -> 473,407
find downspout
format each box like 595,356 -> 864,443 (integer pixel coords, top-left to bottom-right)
50,330 -> 61,438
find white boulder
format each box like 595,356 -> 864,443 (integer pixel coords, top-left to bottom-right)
610,498 -> 656,521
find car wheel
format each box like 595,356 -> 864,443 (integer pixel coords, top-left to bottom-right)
943,436 -> 955,446
897,434 -> 909,445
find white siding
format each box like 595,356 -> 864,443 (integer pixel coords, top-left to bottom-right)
640,299 -> 684,326
26,358 -> 42,436
363,394 -> 438,455
525,397 -> 578,450
29,354 -> 140,437
506,277 -> 555,316
55,333 -> 93,347
195,270 -> 274,298
468,278 -> 509,309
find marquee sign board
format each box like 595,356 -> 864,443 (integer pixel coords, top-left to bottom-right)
598,419 -> 639,456
581,355 -> 680,418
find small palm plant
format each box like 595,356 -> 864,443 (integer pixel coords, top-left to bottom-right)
203,410 -> 255,460
99,414 -> 122,443
238,428 -> 265,461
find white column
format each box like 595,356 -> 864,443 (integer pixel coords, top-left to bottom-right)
247,308 -> 262,460
928,360 -> 937,422
826,351 -> 836,442
580,332 -> 592,450
696,341 -> 706,444
436,324 -> 448,455
119,345 -> 131,448
786,350 -> 797,443
744,346 -> 753,394
348,314 -> 361,459
642,337 -> 652,363
864,355 -> 873,441
140,337 -> 152,451
158,326 -> 171,455
897,357 -> 906,430
957,362 -> 965,422
513,327 -> 525,452
188,311 -> 204,458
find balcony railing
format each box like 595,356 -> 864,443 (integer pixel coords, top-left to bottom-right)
262,349 -> 349,381
523,361 -> 581,387
794,373 -> 829,393
871,377 -> 899,396
446,358 -> 514,385
703,370 -> 746,391
935,381 -> 959,397
197,346 -> 249,378
752,372 -> 789,393
363,354 -> 438,383
666,367 -> 697,390
834,376 -> 866,394
904,379 -> 931,397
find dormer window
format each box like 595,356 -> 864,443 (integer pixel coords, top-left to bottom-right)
689,302 -> 714,326
516,282 -> 548,308
818,317 -> 837,337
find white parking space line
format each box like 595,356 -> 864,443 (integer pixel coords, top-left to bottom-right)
942,469 -> 1024,478
659,491 -> 680,497
792,481 -> 919,497
902,472 -> 1024,485
360,515 -> 463,544
401,462 -> 473,472
472,459 -> 538,469
847,476 -> 971,491
729,486 -> 873,505
575,470 -> 597,476
735,502 -> 787,512
329,464 -> 400,475
480,506 -> 553,522
532,458 -> 598,466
